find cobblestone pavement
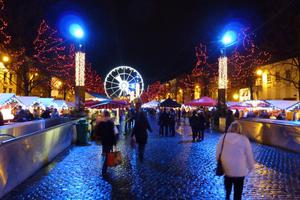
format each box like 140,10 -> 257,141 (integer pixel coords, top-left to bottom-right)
3,118 -> 300,200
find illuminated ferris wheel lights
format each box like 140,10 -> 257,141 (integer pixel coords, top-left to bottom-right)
104,66 -> 144,99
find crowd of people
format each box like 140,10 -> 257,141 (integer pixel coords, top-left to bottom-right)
12,106 -> 61,122
90,105 -> 254,200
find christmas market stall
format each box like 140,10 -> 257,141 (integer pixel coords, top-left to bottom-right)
160,98 -> 181,108
16,96 -> 40,109
0,93 -> 22,120
141,100 -> 160,108
37,98 -> 56,110
184,96 -> 217,107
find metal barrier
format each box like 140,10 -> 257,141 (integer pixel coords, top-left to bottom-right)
0,120 -> 77,198
0,118 -> 71,138
238,118 -> 300,153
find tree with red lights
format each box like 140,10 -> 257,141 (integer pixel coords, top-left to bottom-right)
230,29 -> 271,99
85,62 -> 104,94
192,43 -> 217,97
0,0 -> 10,49
33,20 -> 67,97
141,81 -> 162,102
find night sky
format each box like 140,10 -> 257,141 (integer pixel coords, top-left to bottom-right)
4,0 -> 300,85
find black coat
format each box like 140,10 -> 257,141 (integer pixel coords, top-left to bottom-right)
132,112 -> 152,145
94,119 -> 116,147
159,112 -> 169,126
0,111 -> 4,126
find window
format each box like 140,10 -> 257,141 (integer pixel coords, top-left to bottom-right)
9,74 -> 13,84
267,74 -> 271,84
286,70 -> 291,80
3,72 -> 7,82
275,72 -> 280,81
3,87 -> 7,93
8,88 -> 12,93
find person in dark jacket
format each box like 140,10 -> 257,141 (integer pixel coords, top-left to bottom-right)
0,111 -> 4,126
189,111 -> 199,142
158,109 -> 169,136
94,110 -> 117,175
169,109 -> 176,136
132,110 -> 152,162
41,108 -> 51,119
225,109 -> 234,133
198,111 -> 206,141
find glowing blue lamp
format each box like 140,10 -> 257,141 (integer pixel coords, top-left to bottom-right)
69,23 -> 84,39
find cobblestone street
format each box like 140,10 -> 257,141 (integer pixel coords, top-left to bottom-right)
4,119 -> 300,200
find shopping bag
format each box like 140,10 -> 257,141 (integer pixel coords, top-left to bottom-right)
215,159 -> 224,176
107,151 -> 123,167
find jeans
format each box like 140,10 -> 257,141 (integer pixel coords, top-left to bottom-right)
138,144 -> 146,162
224,176 -> 245,200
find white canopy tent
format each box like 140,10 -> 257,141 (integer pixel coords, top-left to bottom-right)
0,93 -> 17,106
141,100 -> 160,108
53,100 -> 68,109
266,100 -> 299,110
16,96 -> 39,108
37,98 -> 55,109
0,93 -> 21,120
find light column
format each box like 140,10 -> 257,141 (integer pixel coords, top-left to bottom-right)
218,56 -> 227,106
75,47 -> 85,111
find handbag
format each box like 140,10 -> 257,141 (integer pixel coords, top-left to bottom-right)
216,133 -> 227,176
107,151 -> 123,167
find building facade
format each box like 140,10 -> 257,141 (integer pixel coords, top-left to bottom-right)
254,58 -> 299,100
0,62 -> 17,94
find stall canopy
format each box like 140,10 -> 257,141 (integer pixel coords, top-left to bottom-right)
242,100 -> 270,107
53,100 -> 68,109
141,100 -> 160,108
16,96 -> 39,108
37,98 -> 55,108
185,96 -> 217,107
0,93 -> 17,106
66,102 -> 75,108
89,100 -> 128,109
160,98 -> 181,108
85,92 -> 109,101
266,100 -> 298,110
227,101 -> 252,110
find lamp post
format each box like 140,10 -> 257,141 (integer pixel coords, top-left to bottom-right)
69,23 -> 85,111
218,30 -> 237,106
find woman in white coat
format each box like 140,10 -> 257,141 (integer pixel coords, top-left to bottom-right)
216,121 -> 255,200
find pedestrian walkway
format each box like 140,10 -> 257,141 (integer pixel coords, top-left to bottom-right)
3,119 -> 300,199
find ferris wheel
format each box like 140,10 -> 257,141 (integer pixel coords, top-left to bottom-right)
104,66 -> 144,99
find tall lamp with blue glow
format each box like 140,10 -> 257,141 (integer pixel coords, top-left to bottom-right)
69,23 -> 85,111
218,30 -> 237,106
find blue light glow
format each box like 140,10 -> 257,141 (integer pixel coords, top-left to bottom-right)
69,24 -> 84,39
222,30 -> 237,46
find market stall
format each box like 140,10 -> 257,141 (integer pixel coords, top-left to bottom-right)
160,98 -> 181,108
141,100 -> 160,108
0,93 -> 22,120
185,96 -> 216,107
16,96 -> 39,108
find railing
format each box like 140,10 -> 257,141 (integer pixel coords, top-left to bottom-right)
239,118 -> 300,153
0,119 -> 78,198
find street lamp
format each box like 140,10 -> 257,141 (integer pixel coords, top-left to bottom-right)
218,30 -> 237,106
69,23 -> 86,111
2,55 -> 10,63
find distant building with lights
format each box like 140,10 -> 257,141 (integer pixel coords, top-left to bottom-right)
253,58 -> 299,100
160,58 -> 299,103
0,62 -> 17,94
